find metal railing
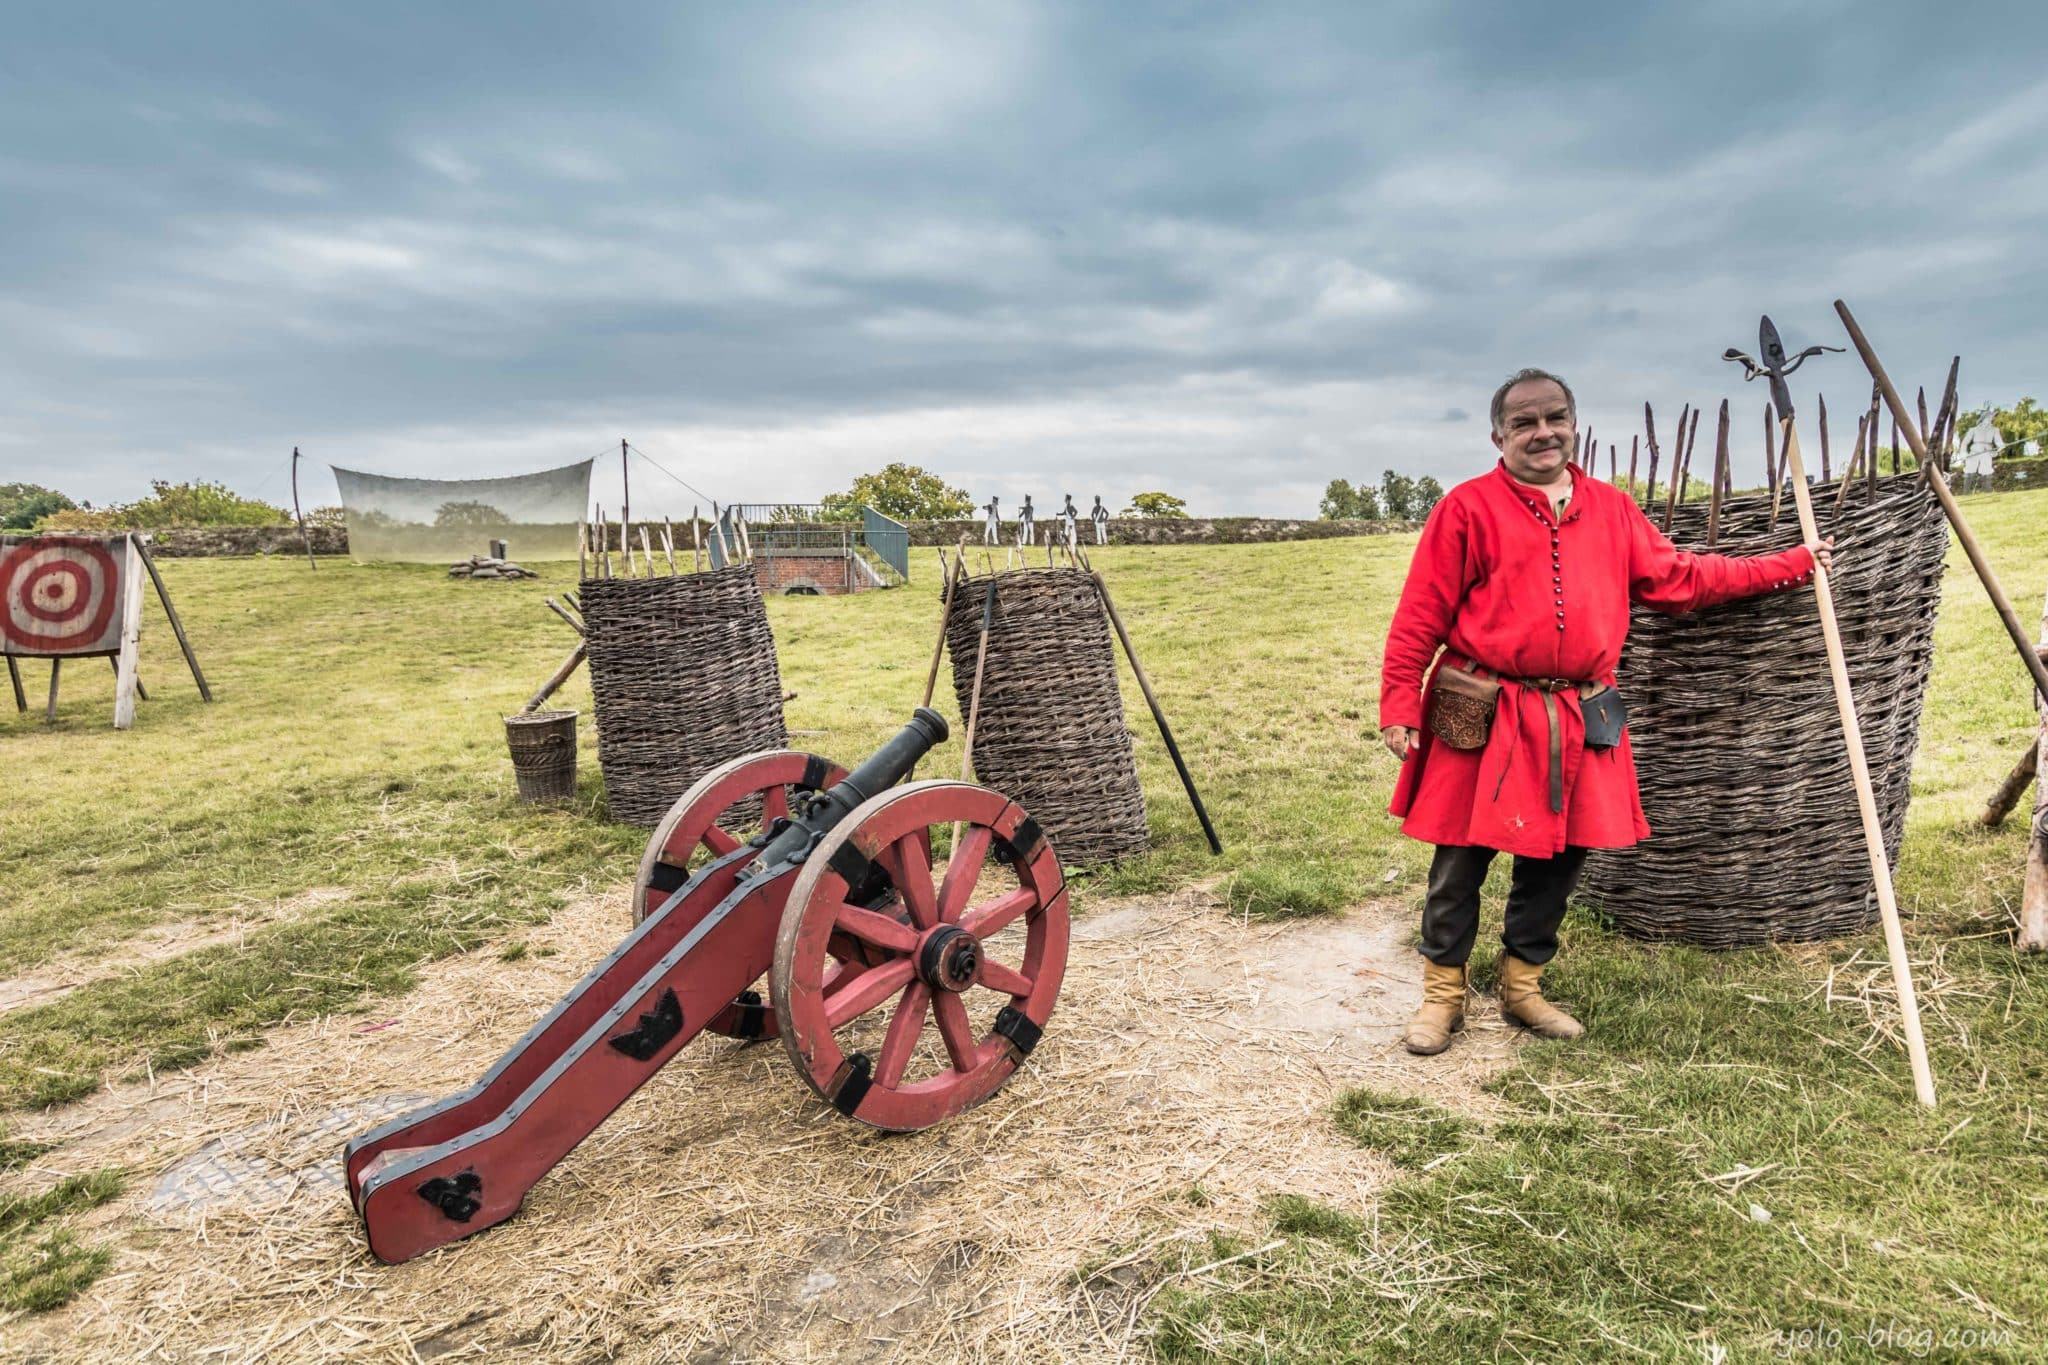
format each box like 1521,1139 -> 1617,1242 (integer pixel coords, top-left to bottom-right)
710,504 -> 909,582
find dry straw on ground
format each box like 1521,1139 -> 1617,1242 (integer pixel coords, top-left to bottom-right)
2,882 -> 1516,1363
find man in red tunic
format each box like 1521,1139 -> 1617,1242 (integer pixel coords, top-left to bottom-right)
1380,369 -> 1832,1054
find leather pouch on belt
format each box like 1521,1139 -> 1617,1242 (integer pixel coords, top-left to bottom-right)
1425,665 -> 1502,751
1581,684 -> 1626,751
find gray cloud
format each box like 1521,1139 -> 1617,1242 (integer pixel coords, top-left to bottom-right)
1,1 -> 2043,516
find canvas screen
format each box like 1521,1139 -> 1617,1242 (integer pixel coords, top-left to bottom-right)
332,459 -> 593,564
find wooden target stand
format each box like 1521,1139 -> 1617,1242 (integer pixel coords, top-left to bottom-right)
2,532 -> 211,729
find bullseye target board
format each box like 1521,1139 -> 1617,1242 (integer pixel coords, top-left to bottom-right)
2,532 -> 212,729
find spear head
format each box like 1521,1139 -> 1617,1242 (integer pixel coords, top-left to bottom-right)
1722,315 -> 1841,423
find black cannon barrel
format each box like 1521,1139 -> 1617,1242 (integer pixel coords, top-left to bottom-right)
745,707 -> 950,876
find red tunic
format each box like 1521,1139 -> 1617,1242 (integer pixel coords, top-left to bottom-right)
1379,462 -> 1815,858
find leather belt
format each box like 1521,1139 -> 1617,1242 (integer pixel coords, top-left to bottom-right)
1503,676 -> 1601,814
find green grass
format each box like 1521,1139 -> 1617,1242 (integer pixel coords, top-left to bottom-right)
1330,1089 -> 1469,1169
0,1170 -> 124,1314
2,491 -> 2044,1340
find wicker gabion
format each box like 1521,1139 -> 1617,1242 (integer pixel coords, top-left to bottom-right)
1577,472 -> 1948,947
945,568 -> 1150,866
579,564 -> 787,827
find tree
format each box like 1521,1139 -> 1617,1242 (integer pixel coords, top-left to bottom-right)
32,480 -> 288,531
434,500 -> 513,527
1318,479 -> 1381,520
820,463 -> 975,522
0,482 -> 76,530
1379,471 -> 1419,521
1413,477 -> 1445,518
1122,492 -> 1189,519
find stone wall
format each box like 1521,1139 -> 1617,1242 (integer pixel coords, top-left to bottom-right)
906,516 -> 1419,547
140,526 -> 348,557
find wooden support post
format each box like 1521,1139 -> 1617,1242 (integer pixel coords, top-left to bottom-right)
1627,434 -> 1639,499
639,526 -> 654,578
1661,403 -> 1689,528
134,535 -> 212,702
107,654 -> 146,701
1813,394 -> 1827,493
952,578 -> 998,850
1706,400 -> 1729,547
291,446 -> 317,570
522,642 -> 587,714
691,508 -> 703,572
1779,412 -> 1935,1106
545,598 -> 585,637
662,519 -> 677,574
1983,738 -> 2040,828
1766,402 -> 1785,530
1092,571 -> 1223,855
2020,585 -> 2048,951
1643,403 -> 1662,510
112,535 -> 146,730
45,658 -> 60,723
7,656 -> 23,712
579,520 -> 588,581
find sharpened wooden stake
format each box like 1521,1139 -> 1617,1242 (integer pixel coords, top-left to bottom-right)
1091,571 -> 1223,855
662,520 -> 677,575
639,526 -> 654,577
951,578 -> 999,851
523,642 -> 587,714
921,545 -> 965,710
545,598 -> 585,637
579,520 -> 588,581
1778,410 -> 1935,1107
1706,400 -> 1729,547
2024,585 -> 2048,950
111,535 -> 145,730
1983,738 -> 2040,828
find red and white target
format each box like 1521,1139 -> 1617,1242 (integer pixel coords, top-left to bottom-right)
0,535 -> 125,656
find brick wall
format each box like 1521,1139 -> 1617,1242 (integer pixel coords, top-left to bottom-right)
753,552 -> 872,596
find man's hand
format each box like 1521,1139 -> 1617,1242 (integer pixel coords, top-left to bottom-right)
1806,536 -> 1836,574
1381,725 -> 1420,761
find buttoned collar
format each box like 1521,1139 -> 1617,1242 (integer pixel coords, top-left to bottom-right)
1494,459 -> 1586,525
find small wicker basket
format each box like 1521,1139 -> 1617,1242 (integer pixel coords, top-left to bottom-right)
504,709 -> 579,803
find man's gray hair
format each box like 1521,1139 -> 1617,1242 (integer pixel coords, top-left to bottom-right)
1490,368 -> 1577,436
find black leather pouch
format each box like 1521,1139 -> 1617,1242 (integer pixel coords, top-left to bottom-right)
1581,685 -> 1627,751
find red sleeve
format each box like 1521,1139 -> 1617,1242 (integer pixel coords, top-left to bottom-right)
1625,498 -> 1815,616
1379,497 -> 1473,730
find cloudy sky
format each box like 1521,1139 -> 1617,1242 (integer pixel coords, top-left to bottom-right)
4,2 -> 2043,517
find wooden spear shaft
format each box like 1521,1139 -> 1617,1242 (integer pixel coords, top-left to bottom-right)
952,578 -> 998,849
1092,571 -> 1223,854
1836,302 -> 2048,707
1779,412 -> 1936,1107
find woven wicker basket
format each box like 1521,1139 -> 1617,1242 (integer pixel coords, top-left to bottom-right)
504,709 -> 578,802
1577,472 -> 1948,946
944,567 -> 1149,867
579,565 -> 787,827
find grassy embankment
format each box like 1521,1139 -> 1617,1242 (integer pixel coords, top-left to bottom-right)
2,490 -> 2043,1346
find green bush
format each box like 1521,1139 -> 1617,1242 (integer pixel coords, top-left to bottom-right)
34,480 -> 289,531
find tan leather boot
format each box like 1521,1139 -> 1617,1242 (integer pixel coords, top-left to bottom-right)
1402,961 -> 1467,1055
1497,955 -> 1584,1039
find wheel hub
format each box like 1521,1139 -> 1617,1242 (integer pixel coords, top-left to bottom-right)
916,925 -> 981,993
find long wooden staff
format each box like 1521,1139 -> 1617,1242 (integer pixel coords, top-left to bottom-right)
1777,399 -> 1936,1107
1091,571 -> 1223,854
921,543 -> 966,709
1836,302 -> 2048,707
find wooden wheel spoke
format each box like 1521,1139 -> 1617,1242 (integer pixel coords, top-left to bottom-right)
937,826 -> 992,923
833,902 -> 919,954
762,785 -> 790,822
825,960 -> 914,1028
977,959 -> 1034,999
960,887 -> 1037,940
882,838 -> 940,930
702,826 -> 742,856
932,992 -> 980,1072
875,982 -> 932,1088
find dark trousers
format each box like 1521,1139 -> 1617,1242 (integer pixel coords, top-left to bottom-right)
1419,844 -> 1589,968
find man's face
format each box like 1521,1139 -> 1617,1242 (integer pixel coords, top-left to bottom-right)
1491,379 -> 1576,483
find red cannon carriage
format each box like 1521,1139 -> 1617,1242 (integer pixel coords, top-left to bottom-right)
345,709 -> 1069,1263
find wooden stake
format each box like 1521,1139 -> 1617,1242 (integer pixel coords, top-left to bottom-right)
578,520 -> 588,581
134,535 -> 212,701
692,508 -> 703,573
1662,404 -> 1693,529
1091,571 -> 1223,854
112,535 -> 146,730
291,446 -> 316,570
1835,415 -> 1867,515
1627,434 -> 1639,499
1706,400 -> 1729,547
6,656 -> 22,712
1643,403 -> 1662,509
662,520 -> 677,574
546,598 -> 585,636
1982,737 -> 2040,828
1933,357 -> 1961,470
2023,584 -> 2048,951
1766,403 -> 1785,530
45,657 -> 59,723
1778,412 -> 1936,1104
523,642 -> 587,714
710,503 -> 732,566
952,578 -> 999,849
107,653 -> 146,701
920,546 -> 965,710
1813,394 -> 1827,492
639,526 -> 654,577
1837,302 -> 2048,707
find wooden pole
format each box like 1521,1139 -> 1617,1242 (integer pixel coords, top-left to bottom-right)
1933,357 -> 1961,470
1661,403 -> 1689,528
1643,403 -> 1661,510
710,503 -> 732,566
45,658 -> 60,723
639,526 -> 654,578
1090,571 -> 1224,855
522,642 -> 587,714
1779,411 -> 1935,1106
291,446 -> 316,570
578,520 -> 588,581
1627,434 -> 1639,499
620,438 -> 631,532
133,536 -> 213,702
661,519 -> 677,575
6,656 -> 23,712
1835,302 -> 2048,708
1982,738 -> 2040,828
952,578 -> 998,849
920,546 -> 964,710
2019,586 -> 2048,951
691,507 -> 703,572
1766,403 -> 1785,530
106,653 -> 146,701
545,598 -> 585,636
1835,416 -> 1867,515
1706,400 -> 1729,547
112,536 -> 146,730
1813,394 -> 1826,493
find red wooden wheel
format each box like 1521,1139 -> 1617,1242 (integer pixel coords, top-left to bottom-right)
633,750 -> 849,1041
773,780 -> 1068,1132
632,750 -> 846,926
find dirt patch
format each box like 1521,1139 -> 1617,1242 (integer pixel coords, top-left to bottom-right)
2,883 -> 1527,1362
0,887 -> 353,1016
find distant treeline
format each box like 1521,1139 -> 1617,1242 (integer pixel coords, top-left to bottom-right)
1319,471 -> 1445,522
